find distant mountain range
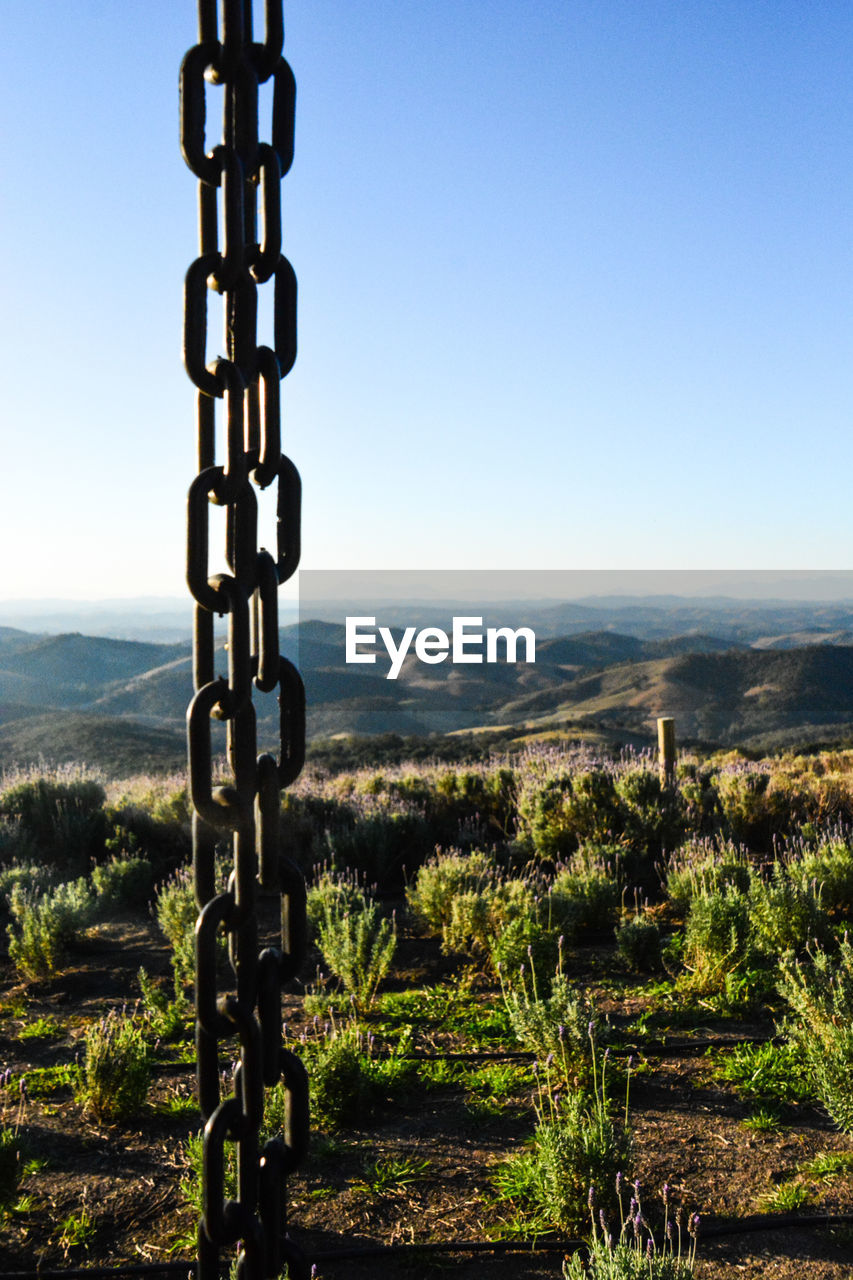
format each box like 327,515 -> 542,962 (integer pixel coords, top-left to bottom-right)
2,598 -> 853,774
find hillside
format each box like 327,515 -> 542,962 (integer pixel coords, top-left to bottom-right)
0,612 -> 852,772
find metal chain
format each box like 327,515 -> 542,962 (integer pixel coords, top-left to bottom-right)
180,4 -> 308,1278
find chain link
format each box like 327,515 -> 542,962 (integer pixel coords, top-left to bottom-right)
181,4 -> 308,1277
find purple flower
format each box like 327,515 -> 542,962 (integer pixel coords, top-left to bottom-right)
662,1182 -> 670,1205
558,1024 -> 565,1040
588,1185 -> 596,1208
599,1209 -> 607,1232
615,1171 -> 623,1194
545,1052 -> 554,1068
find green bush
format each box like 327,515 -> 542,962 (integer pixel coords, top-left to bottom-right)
662,839 -> 751,914
306,866 -> 369,938
76,1010 -> 152,1121
789,832 -> 853,913
614,766 -> 686,866
6,877 -> 94,978
549,849 -> 622,935
747,863 -> 830,959
501,961 -> 601,1082
615,914 -> 662,973
0,860 -> 53,903
154,869 -> 198,992
315,890 -> 396,1012
778,935 -> 853,1133
91,855 -> 153,910
493,1044 -> 631,1236
0,776 -> 107,874
406,849 -> 498,934
296,1020 -> 414,1129
680,885 -> 755,996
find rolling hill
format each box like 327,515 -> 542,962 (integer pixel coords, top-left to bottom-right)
0,607 -> 852,773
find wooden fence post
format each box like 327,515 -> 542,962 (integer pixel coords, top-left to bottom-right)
657,716 -> 676,787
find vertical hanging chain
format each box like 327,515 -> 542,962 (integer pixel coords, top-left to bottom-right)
180,4 -> 309,1279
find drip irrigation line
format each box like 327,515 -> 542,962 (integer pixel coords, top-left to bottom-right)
3,1214 -> 853,1279
145,1031 -> 778,1074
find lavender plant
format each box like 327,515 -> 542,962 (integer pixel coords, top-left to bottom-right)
499,942 -> 602,1080
75,1009 -> 151,1121
778,933 -> 853,1133
493,1027 -> 632,1235
315,886 -> 396,1012
563,1180 -> 700,1279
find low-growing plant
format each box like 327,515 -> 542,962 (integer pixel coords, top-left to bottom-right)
615,911 -> 662,973
6,877 -> 94,978
91,854 -> 152,910
710,1039 -> 812,1108
352,1154 -> 431,1197
75,1010 -> 152,1121
493,1034 -> 632,1236
500,949 -> 601,1081
287,1018 -> 414,1129
154,868 -> 199,992
315,892 -> 396,1012
563,1181 -> 700,1279
778,934 -> 853,1133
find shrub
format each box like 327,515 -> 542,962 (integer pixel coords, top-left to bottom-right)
0,860 -> 53,903
494,1042 -> 631,1236
76,1010 -> 152,1120
0,776 -> 107,874
489,916 -> 561,986
154,869 -> 198,992
549,848 -> 621,935
747,863 -> 830,959
501,959 -> 601,1082
615,914 -> 662,973
564,1182 -> 700,1279
788,831 -> 853,913
6,877 -> 94,978
614,766 -> 686,866
661,839 -> 751,914
315,892 -> 396,1012
680,886 -> 754,995
406,849 -> 498,934
294,1020 -> 414,1129
306,866 -> 369,938
137,967 -> 189,1042
778,935 -> 853,1133
91,855 -> 153,910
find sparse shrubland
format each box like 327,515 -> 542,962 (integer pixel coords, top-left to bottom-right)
4,744 -> 853,1272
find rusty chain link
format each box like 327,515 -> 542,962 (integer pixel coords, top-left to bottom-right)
181,3 -> 308,1278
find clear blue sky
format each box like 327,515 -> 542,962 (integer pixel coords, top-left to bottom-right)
2,1 -> 852,600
